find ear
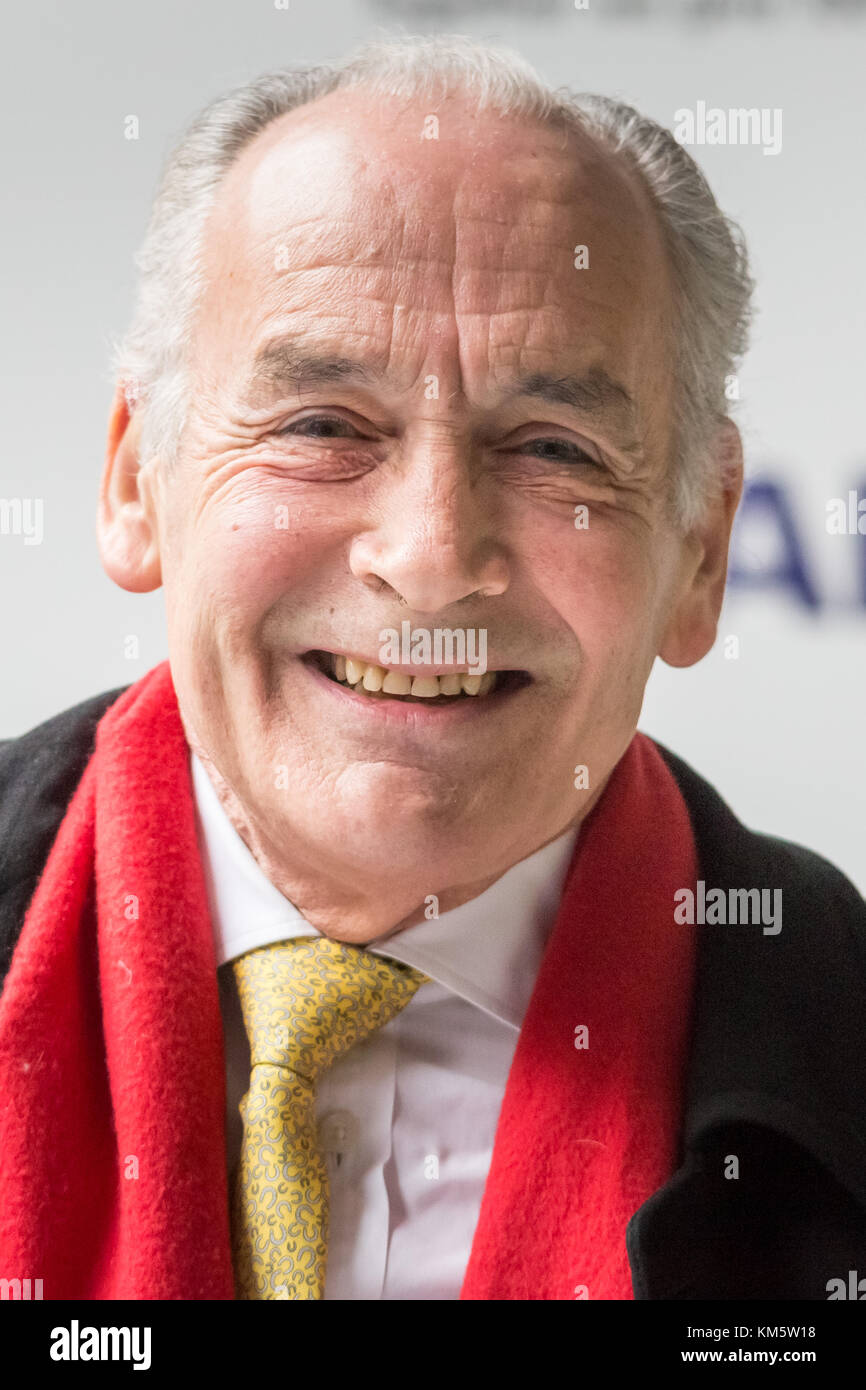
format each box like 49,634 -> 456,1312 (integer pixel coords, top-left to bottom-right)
97,381 -> 162,592
659,418 -> 744,668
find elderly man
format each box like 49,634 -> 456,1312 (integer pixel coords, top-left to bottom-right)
1,35 -> 864,1303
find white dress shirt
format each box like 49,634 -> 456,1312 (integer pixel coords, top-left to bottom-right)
190,750 -> 578,1300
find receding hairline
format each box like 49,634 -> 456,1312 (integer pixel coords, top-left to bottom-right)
200,78 -> 665,257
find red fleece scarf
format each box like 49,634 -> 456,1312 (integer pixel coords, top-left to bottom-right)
0,661 -> 697,1300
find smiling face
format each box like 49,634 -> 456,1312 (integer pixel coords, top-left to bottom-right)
100,87 -> 740,941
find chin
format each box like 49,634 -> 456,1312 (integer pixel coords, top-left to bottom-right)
328,801 -> 490,878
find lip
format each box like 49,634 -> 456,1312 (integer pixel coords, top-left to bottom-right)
298,651 -> 532,726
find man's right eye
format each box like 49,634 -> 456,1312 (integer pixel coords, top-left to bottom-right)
275,414 -> 364,439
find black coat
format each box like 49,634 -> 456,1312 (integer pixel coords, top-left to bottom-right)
2,687 -> 866,1300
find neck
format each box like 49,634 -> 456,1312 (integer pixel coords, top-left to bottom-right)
187,740 -> 603,946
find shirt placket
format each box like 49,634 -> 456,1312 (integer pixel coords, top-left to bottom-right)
315,1023 -> 399,1301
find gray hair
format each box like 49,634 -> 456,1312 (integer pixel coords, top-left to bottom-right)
110,32 -> 753,530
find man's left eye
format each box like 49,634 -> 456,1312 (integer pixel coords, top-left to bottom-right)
519,438 -> 601,467
275,414 -> 363,439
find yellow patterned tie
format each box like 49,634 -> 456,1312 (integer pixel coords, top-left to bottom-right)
230,934 -> 430,1300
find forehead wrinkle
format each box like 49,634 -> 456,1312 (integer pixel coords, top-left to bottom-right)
207,122 -> 660,332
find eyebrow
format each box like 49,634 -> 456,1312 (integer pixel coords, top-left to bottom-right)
243,345 -> 380,402
503,368 -> 638,432
242,341 -> 641,445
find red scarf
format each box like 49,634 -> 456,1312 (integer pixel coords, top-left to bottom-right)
0,661 -> 696,1300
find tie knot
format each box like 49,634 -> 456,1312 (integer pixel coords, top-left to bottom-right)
232,935 -> 429,1083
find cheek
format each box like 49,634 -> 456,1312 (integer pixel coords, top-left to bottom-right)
524,515 -> 663,671
168,477 -> 348,620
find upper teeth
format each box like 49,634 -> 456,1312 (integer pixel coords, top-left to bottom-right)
333,654 -> 496,698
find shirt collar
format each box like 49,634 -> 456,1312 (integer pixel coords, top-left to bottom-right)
190,750 -> 578,1030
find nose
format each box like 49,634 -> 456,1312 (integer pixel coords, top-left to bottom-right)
349,447 -> 510,612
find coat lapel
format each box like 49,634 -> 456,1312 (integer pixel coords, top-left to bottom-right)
629,745 -> 866,1298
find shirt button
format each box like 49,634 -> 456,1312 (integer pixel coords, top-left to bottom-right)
318,1109 -> 359,1161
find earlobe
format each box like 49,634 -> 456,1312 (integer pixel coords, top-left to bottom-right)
658,419 -> 744,669
97,381 -> 163,593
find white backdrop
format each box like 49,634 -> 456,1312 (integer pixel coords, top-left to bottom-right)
2,0 -> 864,888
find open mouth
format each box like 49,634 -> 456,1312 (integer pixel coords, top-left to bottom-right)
303,650 -> 531,704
